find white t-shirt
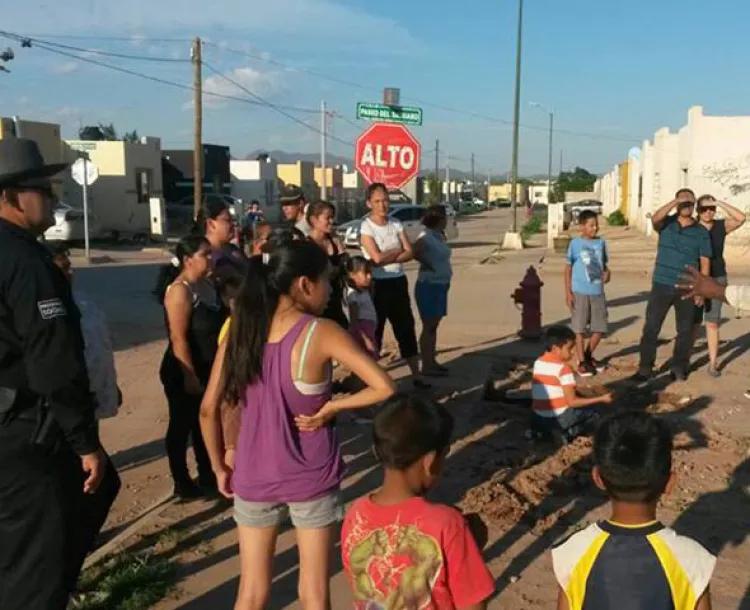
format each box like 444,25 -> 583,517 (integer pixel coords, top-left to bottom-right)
359,217 -> 405,279
416,229 -> 453,284
345,287 -> 377,324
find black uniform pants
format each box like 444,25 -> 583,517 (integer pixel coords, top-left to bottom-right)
0,417 -> 120,610
638,283 -> 700,375
164,383 -> 214,488
373,275 -> 419,360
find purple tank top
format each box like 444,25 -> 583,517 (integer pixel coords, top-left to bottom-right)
232,315 -> 344,502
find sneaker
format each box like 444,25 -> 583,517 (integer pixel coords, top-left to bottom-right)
670,370 -> 688,383
588,356 -> 606,373
707,366 -> 722,378
173,481 -> 205,501
629,371 -> 651,385
577,362 -> 596,378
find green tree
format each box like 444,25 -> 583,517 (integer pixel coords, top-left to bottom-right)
77,122 -> 120,141
122,130 -> 140,142
552,166 -> 597,202
425,174 -> 441,205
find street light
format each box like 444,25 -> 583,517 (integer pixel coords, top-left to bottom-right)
529,101 -> 554,203
503,0 -> 524,250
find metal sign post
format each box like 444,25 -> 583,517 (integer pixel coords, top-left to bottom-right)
71,157 -> 99,262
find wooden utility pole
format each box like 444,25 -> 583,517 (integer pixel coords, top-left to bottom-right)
192,37 -> 203,221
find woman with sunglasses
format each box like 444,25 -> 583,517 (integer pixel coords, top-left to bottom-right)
695,195 -> 746,377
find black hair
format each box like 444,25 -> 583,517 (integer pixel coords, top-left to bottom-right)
223,239 -> 330,403
544,325 -> 576,351
306,200 -> 336,223
260,224 -> 305,253
373,394 -> 454,470
343,255 -> 372,289
0,187 -> 20,207
191,198 -> 230,236
675,188 -> 696,199
214,258 -> 245,307
366,182 -> 388,201
578,209 -> 598,224
153,234 -> 208,303
421,205 -> 447,229
46,242 -> 71,259
594,411 -> 673,503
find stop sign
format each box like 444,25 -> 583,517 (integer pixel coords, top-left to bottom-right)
355,123 -> 421,190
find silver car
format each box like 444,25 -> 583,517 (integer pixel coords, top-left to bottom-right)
337,204 -> 459,249
44,202 -> 102,242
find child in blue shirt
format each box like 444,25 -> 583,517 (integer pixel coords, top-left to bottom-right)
564,210 -> 610,377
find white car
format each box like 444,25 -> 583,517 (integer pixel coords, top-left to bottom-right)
44,202 -> 102,242
337,204 -> 459,249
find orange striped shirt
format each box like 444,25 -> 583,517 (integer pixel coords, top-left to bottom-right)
532,352 -> 576,416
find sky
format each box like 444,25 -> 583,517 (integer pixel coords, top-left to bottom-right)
2,0 -> 750,177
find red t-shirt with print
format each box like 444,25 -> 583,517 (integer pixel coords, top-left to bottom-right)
341,495 -> 495,609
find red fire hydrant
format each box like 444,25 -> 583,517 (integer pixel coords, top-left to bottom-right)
511,266 -> 544,340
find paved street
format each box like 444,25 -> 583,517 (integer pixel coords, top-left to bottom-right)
85,210 -> 750,609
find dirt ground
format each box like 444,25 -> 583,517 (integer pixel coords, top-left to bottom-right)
82,210 -> 750,609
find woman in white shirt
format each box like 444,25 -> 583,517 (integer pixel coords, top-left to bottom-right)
359,183 -> 427,388
413,205 -> 453,376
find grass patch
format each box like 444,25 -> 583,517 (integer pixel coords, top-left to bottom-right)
520,213 -> 545,243
607,210 -> 627,226
72,551 -> 177,610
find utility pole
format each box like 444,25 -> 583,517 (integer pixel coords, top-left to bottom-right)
471,153 -> 475,198
434,139 -> 440,181
487,168 -> 492,204
192,37 -> 203,221
559,149 -> 564,175
530,102 -> 554,204
320,99 -> 327,200
507,0 -> 524,238
445,151 -> 450,204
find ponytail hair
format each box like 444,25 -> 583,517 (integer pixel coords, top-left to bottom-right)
190,198 -> 229,236
153,234 -> 208,303
222,239 -> 330,403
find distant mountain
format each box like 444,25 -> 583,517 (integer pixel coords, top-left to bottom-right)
244,150 -> 545,182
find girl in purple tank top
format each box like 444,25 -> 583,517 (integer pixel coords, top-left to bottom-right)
200,238 -> 395,610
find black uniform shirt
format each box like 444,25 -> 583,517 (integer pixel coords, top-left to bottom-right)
0,218 -> 99,454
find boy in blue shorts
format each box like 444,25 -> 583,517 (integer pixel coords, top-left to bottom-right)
564,210 -> 610,377
552,411 -> 715,610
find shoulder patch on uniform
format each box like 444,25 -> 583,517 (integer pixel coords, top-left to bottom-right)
38,298 -> 67,320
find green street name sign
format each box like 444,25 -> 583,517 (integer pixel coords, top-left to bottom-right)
356,102 -> 423,126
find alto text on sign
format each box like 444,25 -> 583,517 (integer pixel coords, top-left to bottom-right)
355,123 -> 421,190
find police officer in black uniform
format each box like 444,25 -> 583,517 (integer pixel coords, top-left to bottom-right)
0,138 -> 120,610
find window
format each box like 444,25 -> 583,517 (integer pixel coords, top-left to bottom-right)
392,207 -> 420,222
136,169 -> 152,204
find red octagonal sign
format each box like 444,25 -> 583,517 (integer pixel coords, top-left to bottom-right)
355,122 -> 421,190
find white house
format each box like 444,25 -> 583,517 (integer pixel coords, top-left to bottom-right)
230,158 -> 279,219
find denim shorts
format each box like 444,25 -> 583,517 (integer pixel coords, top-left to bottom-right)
415,281 -> 450,320
234,489 -> 343,529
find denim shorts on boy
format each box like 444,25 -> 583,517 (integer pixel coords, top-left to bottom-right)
415,281 -> 450,320
234,489 -> 343,529
571,294 -> 608,334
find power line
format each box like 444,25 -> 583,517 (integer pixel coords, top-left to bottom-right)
0,32 -> 321,114
0,31 -> 188,63
202,61 -> 354,148
202,40 -> 642,144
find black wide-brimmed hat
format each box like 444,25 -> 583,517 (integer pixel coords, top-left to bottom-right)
0,138 -> 70,189
280,184 -> 305,205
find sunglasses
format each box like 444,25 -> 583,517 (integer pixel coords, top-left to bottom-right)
699,206 -> 717,213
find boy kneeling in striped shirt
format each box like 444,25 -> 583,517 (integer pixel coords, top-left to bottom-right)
531,325 -> 612,443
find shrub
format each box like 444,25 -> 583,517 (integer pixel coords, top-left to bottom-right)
521,213 -> 544,242
607,210 -> 627,226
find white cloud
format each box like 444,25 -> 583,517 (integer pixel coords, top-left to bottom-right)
51,61 -> 79,75
202,66 -> 281,108
3,0 -> 422,54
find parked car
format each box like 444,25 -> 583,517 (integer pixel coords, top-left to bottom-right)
44,202 -> 103,242
337,204 -> 459,249
166,193 -> 242,233
566,199 -> 603,226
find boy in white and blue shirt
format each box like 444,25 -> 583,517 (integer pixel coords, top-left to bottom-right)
564,210 -> 610,377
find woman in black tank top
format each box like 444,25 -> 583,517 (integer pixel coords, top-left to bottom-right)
307,201 -> 349,329
156,236 -> 227,499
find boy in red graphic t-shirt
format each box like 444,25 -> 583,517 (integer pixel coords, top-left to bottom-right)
341,394 -> 495,609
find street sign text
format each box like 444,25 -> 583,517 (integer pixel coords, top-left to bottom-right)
356,102 -> 423,126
